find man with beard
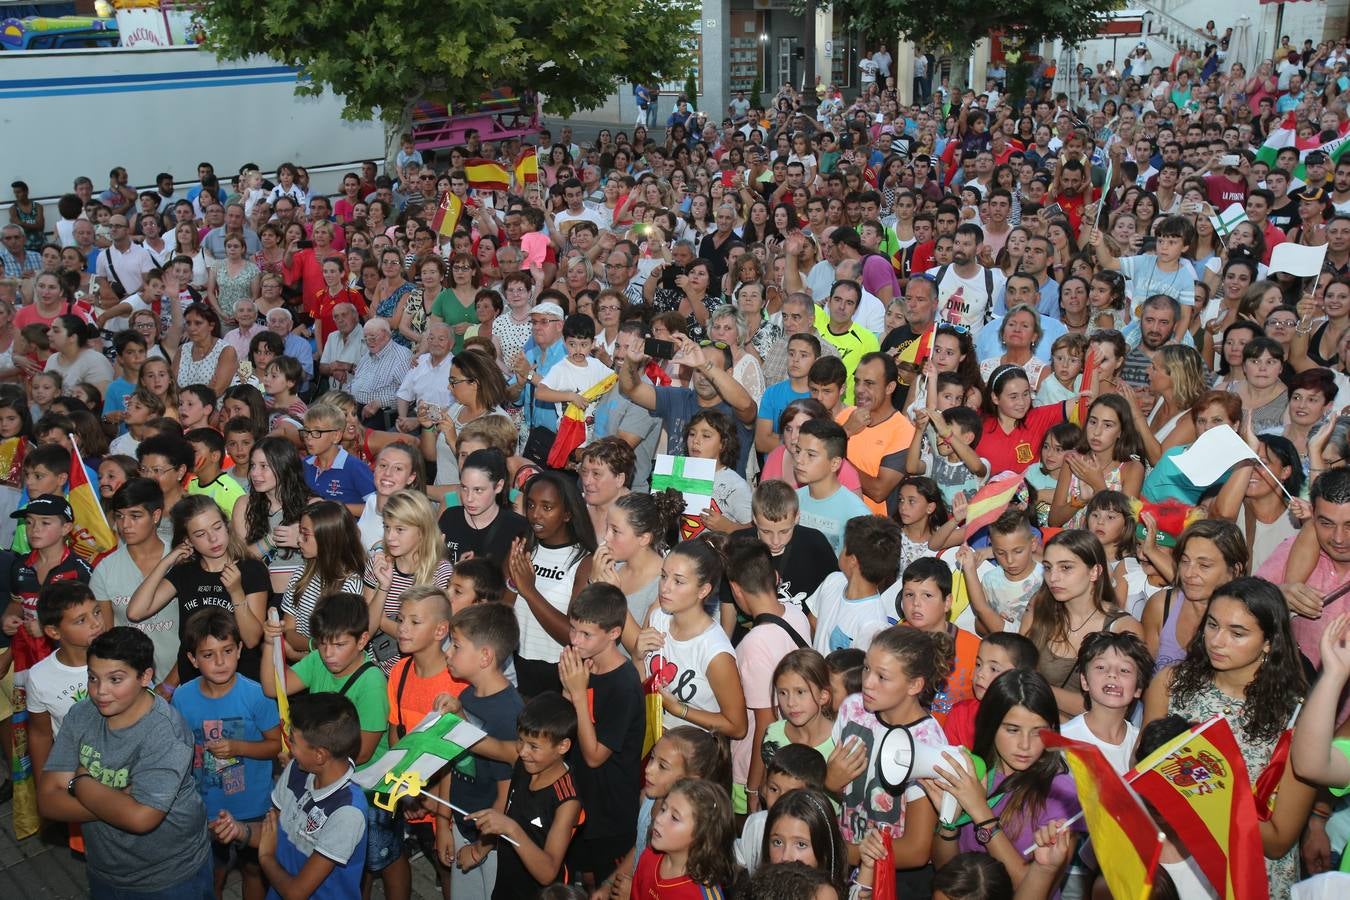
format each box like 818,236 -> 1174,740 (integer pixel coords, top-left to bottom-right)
1119,294 -> 1179,409
932,223 -> 1005,337
619,333 -> 756,475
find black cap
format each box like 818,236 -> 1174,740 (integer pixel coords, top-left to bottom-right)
1306,150 -> 1330,164
12,493 -> 73,522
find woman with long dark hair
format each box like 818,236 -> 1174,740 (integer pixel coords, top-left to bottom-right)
924,668 -> 1078,888
1143,577 -> 1314,897
231,435 -> 316,594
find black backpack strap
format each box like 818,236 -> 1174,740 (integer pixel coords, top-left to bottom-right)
753,613 -> 808,648
337,661 -> 377,697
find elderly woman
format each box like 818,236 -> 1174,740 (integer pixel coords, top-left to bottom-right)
177,302 -> 238,394
733,280 -> 782,369
978,303 -> 1047,387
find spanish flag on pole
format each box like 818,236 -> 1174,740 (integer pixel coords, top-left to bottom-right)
1130,715 -> 1267,900
463,158 -> 510,192
546,373 -> 617,469
514,146 -> 539,187
432,192 -> 463,238
67,435 -> 115,564
1042,732 -> 1163,900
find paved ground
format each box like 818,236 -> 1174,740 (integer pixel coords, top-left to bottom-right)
0,790 -> 451,899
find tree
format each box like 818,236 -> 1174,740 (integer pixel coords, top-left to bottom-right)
823,0 -> 1116,84
200,0 -> 698,158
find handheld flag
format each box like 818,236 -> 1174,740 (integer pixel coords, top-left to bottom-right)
1269,242 -> 1329,278
1169,425 -> 1258,487
354,709 -> 486,793
432,192 -> 463,238
962,471 -> 1025,535
642,655 -> 671,758
1043,732 -> 1164,900
1252,726 -> 1293,822
897,323 -> 936,366
1209,203 -> 1249,238
546,373 -> 618,468
269,608 -> 291,752
1073,348 -> 1097,425
67,435 -> 115,564
1129,497 -> 1204,547
1130,715 -> 1267,900
463,158 -> 510,192
514,146 -> 539,186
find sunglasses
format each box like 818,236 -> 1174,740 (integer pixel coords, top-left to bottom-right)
936,322 -> 970,334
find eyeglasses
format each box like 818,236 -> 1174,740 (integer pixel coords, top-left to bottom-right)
300,428 -> 340,439
448,377 -> 475,387
698,340 -> 730,350
598,304 -> 622,312
936,322 -> 970,334
451,264 -> 474,271
1265,318 -> 1297,328
138,465 -> 175,477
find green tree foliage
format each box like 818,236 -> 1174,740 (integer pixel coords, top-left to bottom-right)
825,0 -> 1118,58
199,0 -> 699,123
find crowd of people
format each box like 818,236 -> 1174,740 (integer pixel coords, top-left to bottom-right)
7,25 -> 1350,900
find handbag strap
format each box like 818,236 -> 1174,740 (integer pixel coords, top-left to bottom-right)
753,613 -> 808,649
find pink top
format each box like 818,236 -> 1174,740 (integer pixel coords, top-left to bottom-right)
760,445 -> 863,492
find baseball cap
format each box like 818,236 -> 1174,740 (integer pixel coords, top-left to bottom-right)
530,301 -> 565,320
12,494 -> 73,522
1300,187 -> 1328,202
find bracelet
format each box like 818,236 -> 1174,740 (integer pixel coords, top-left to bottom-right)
972,816 -> 999,829
241,823 -> 253,846
746,789 -> 759,795
935,826 -> 961,840
681,701 -> 690,718
1310,808 -> 1332,820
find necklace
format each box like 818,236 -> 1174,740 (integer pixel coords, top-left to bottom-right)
1067,609 -> 1100,634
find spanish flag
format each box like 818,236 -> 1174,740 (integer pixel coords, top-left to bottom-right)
432,192 -> 463,237
68,435 -> 115,564
514,146 -> 539,186
1130,715 -> 1267,900
1071,348 -> 1097,425
1042,732 -> 1163,900
962,470 -> 1024,535
463,158 -> 510,192
897,323 -> 936,366
546,373 -> 617,468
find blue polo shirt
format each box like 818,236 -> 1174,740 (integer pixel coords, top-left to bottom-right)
304,447 -> 375,505
523,338 -> 567,432
271,761 -> 367,900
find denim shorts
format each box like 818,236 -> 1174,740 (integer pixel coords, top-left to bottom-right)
364,802 -> 404,873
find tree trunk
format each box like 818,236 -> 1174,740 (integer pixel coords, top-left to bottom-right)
946,41 -> 975,93
383,105 -> 414,176
803,0 -> 817,98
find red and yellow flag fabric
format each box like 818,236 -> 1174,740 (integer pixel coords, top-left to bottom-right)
1073,348 -> 1097,424
68,436 -> 115,564
1130,716 -> 1268,900
1042,732 -> 1163,900
432,192 -> 463,237
545,373 -> 617,469
963,471 -> 1025,535
897,323 -> 936,366
1252,728 -> 1292,822
463,158 -> 509,191
514,146 -> 539,186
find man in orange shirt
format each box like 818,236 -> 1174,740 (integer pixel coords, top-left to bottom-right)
841,352 -> 914,515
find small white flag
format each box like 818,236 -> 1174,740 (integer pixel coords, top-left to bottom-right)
1170,425 -> 1259,487
1269,242 -> 1329,278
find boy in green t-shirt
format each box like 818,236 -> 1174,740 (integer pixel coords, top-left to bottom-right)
261,591 -> 389,768
262,591 -> 400,894
185,428 -> 246,519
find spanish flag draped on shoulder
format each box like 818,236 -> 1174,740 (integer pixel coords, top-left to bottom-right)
1041,732 -> 1163,900
1130,714 -> 1268,900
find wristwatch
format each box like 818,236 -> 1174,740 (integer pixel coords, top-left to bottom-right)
67,772 -> 94,797
974,817 -> 1002,846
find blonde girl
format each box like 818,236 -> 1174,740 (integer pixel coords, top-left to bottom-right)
364,489 -> 452,673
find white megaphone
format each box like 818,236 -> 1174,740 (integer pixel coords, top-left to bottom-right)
875,726 -> 970,825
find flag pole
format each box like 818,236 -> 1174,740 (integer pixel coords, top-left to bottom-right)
1020,714 -> 1226,855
